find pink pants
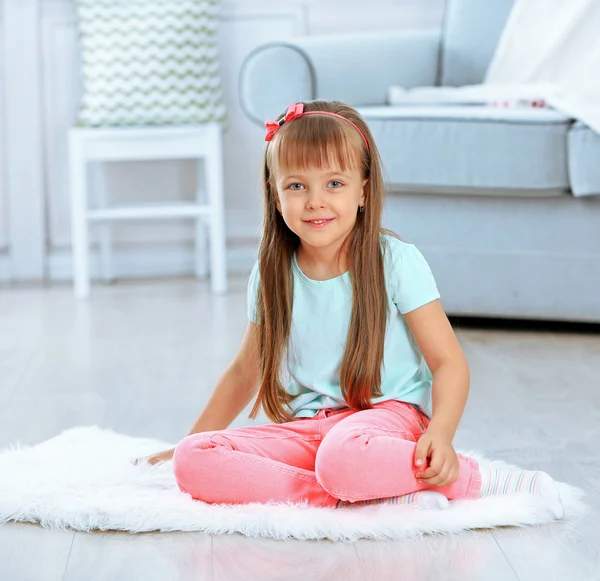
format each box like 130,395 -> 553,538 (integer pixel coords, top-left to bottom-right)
172,400 -> 482,508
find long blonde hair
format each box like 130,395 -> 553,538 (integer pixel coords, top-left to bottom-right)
249,100 -> 399,423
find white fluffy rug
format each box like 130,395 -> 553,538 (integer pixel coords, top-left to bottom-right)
0,427 -> 586,542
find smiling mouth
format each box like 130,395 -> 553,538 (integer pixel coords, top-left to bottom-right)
305,218 -> 335,225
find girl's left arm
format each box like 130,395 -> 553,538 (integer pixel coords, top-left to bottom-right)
403,298 -> 470,439
403,299 -> 469,487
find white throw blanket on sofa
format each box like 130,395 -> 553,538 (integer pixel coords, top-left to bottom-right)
389,0 -> 600,134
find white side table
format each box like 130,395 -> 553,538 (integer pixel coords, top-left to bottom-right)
68,123 -> 227,298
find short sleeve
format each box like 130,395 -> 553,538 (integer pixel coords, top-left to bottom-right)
389,243 -> 440,314
247,260 -> 260,323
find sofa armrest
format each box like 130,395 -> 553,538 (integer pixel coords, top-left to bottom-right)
239,30 -> 441,125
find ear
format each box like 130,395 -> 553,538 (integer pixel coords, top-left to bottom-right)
360,179 -> 367,206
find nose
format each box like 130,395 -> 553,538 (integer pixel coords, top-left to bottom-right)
306,187 -> 327,209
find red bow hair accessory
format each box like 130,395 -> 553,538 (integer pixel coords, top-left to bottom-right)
264,102 -> 370,152
264,103 -> 304,141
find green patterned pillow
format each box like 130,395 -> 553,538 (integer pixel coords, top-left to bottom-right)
74,0 -> 227,127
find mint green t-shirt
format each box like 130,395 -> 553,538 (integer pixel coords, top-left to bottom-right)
247,234 -> 440,419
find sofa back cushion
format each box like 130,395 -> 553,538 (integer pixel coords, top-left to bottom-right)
441,0 -> 515,87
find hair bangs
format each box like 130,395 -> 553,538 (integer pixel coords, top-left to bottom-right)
267,114 -> 365,179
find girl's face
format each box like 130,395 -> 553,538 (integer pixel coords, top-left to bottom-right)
274,164 -> 366,253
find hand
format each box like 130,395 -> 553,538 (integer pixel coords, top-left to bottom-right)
134,448 -> 175,466
414,428 -> 459,488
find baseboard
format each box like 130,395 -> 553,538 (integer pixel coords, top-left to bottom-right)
0,240 -> 260,282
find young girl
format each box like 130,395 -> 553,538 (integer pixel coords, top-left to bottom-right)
143,101 -> 563,517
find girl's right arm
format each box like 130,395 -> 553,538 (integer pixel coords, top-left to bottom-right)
186,321 -> 261,435
141,321 -> 260,465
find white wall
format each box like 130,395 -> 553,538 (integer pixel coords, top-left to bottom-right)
304,0 -> 444,34
0,0 -> 444,282
0,16 -> 6,254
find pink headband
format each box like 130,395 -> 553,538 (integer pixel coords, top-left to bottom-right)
264,103 -> 370,152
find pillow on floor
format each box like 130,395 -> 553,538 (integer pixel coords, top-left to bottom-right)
74,0 -> 227,127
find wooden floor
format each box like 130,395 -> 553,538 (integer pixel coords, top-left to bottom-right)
1,276 -> 599,581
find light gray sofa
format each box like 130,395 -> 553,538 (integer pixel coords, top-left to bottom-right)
239,0 -> 600,323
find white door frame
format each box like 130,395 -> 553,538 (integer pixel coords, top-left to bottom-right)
2,0 -> 45,280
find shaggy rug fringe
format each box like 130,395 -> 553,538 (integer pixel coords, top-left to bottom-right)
0,426 -> 587,542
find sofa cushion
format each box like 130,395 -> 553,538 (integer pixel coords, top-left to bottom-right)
357,105 -> 571,196
568,122 -> 600,197
441,0 -> 515,86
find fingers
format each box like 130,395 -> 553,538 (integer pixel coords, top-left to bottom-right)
132,455 -> 153,466
414,437 -> 431,468
433,467 -> 459,488
421,462 -> 449,487
133,449 -> 174,467
416,458 -> 445,481
418,463 -> 459,488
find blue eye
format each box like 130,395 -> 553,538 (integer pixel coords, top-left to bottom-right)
288,183 -> 304,191
328,180 -> 343,188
